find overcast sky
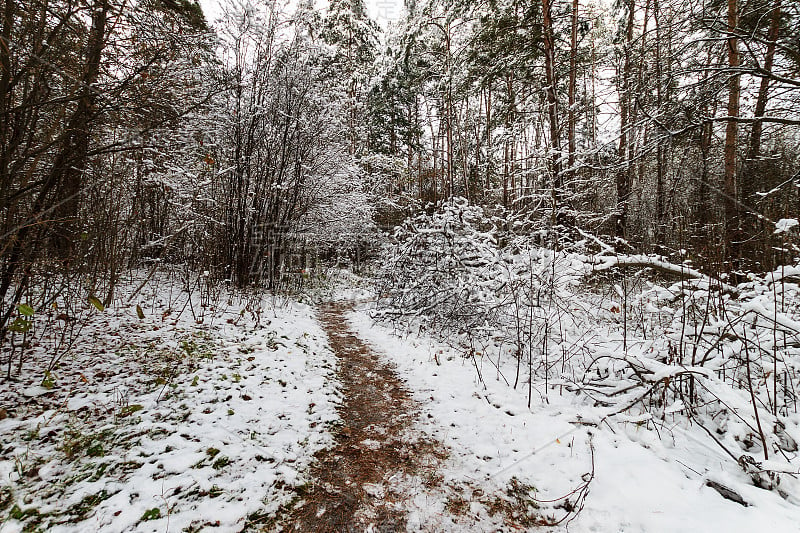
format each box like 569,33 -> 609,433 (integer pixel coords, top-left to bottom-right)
198,0 -> 404,28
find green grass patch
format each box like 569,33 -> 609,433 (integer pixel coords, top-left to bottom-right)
141,507 -> 161,521
118,404 -> 143,417
61,429 -> 113,460
212,456 -> 230,470
65,490 -> 109,519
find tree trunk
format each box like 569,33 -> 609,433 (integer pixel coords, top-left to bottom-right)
568,0 -> 579,187
740,0 -> 781,264
653,0 -> 666,246
746,0 -> 781,165
50,0 -> 109,258
615,0 -> 634,241
542,0 -> 563,221
0,0 -> 13,207
723,0 -> 740,270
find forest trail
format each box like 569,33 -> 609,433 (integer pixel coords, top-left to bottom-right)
281,302 -> 447,531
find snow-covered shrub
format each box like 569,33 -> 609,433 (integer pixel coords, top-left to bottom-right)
575,263 -> 800,492
375,198 -> 502,337
376,199 -> 592,390
378,203 -> 800,495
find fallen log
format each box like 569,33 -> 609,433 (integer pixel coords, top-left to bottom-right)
588,254 -> 740,296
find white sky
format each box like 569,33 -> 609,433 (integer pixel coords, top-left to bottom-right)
198,0 -> 404,28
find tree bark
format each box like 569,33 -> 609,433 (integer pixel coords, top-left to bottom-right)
542,0 -> 563,221
747,0 -> 781,162
723,0 -> 740,269
568,0 -> 579,186
739,0 -> 781,266
0,0 -> 14,207
615,0 -> 635,241
653,0 -> 666,245
50,0 -> 109,258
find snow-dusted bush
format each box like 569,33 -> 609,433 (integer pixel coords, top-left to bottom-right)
376,199 -> 591,391
376,198 -> 502,336
377,202 -> 800,497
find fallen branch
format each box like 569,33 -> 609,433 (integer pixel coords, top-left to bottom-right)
589,254 -> 740,296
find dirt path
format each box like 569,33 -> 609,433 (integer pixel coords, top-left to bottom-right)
281,302 -> 446,532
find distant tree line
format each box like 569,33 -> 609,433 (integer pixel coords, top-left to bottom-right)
1,0 -> 798,357
366,0 -> 800,274
0,0 -> 374,351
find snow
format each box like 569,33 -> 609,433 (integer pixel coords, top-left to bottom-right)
4,265 -> 800,531
774,219 -> 799,234
0,280 -> 340,533
347,304 -> 800,532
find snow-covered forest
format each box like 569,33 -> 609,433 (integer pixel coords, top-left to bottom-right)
1,0 -> 799,531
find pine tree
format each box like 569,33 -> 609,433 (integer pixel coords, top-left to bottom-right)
321,0 -> 381,157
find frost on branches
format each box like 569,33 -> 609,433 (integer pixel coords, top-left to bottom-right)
376,198 -> 800,501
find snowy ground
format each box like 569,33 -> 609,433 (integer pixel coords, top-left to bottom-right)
348,305 -> 800,532
3,268 -> 800,532
0,281 -> 340,533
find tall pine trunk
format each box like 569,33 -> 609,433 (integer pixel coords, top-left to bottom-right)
723,0 -> 740,270
741,0 -> 781,266
543,0 -> 563,223
568,0 -> 579,189
615,0 -> 634,241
